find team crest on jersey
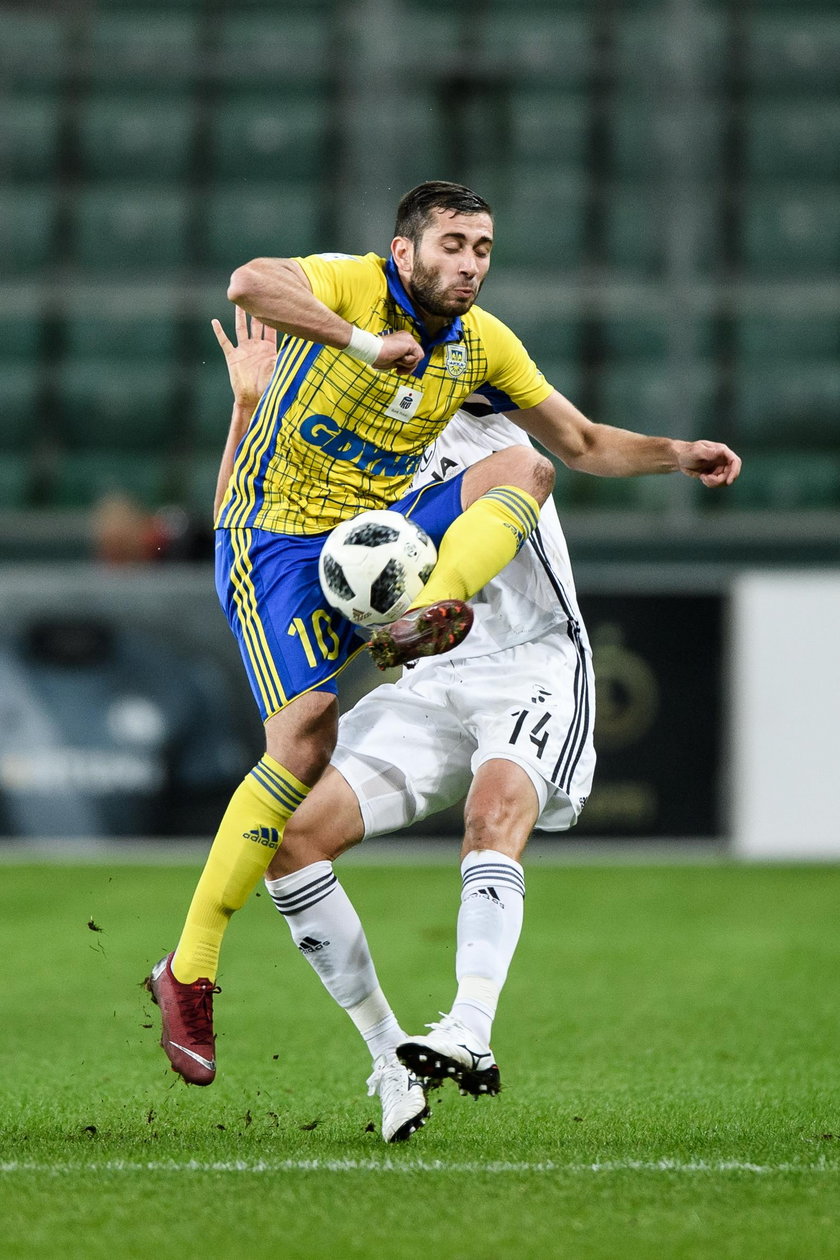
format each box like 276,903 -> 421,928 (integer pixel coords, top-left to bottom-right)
445,344 -> 468,377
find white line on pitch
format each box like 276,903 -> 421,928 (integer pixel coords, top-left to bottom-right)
0,1159 -> 837,1175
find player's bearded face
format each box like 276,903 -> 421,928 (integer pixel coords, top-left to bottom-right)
407,252 -> 482,318
394,209 -> 493,322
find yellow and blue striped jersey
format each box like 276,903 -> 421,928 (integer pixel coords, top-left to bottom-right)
217,252 -> 553,535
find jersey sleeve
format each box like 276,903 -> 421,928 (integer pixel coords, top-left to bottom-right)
295,252 -> 385,326
477,310 -> 555,410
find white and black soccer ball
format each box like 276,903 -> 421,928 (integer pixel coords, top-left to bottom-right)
318,509 -> 437,627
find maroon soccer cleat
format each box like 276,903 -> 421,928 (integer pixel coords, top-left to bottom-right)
145,952 -> 220,1086
368,600 -> 474,670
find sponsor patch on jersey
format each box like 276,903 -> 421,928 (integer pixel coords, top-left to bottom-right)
385,385 -> 423,421
445,344 -> 468,378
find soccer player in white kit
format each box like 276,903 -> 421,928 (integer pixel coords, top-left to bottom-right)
265,395 -> 597,1141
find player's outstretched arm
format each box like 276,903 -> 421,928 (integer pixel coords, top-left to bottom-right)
228,257 -> 423,375
516,390 -> 742,487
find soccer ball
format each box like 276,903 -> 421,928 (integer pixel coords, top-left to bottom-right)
318,509 -> 437,627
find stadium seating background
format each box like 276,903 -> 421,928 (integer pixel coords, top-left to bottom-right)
0,0 -> 838,557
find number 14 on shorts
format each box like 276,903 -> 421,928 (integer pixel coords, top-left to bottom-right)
507,707 -> 554,759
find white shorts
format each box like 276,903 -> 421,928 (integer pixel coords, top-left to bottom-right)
332,626 -> 596,837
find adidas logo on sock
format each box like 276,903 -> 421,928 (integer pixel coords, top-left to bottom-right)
471,886 -> 504,907
242,826 -> 281,849
298,936 -> 330,954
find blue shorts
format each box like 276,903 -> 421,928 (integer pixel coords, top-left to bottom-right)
215,472 -> 466,720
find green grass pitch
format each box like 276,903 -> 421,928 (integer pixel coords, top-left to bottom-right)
1,859 -> 839,1259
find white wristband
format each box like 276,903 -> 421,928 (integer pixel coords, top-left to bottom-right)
344,325 -> 383,365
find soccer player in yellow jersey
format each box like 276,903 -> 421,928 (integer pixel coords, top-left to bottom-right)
147,181 -> 740,1088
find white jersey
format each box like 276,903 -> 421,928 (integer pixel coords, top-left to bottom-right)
409,407 -> 590,664
333,405 -> 597,833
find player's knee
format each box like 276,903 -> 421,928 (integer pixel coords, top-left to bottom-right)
498,447 -> 554,504
463,795 -> 508,844
462,762 -> 538,860
464,446 -> 554,507
463,793 -> 528,858
527,450 -> 555,504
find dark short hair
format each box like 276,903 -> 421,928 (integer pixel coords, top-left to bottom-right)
394,181 -> 493,245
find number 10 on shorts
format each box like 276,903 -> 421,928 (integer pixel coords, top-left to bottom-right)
288,610 -> 341,668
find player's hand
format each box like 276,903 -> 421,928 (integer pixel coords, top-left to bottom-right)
677,440 -> 742,488
374,330 -> 425,376
211,305 -> 278,408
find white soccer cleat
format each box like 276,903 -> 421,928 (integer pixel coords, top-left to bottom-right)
366,1054 -> 430,1143
397,1014 -> 501,1097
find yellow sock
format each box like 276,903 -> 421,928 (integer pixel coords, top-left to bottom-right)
411,486 -> 540,608
172,754 -> 309,982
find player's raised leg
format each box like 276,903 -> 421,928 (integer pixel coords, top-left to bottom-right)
369,448 -> 553,669
264,767 -> 429,1142
397,758 -> 537,1096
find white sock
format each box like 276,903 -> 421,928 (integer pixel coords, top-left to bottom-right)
265,862 -> 405,1061
347,990 -> 405,1064
450,849 -> 526,1045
